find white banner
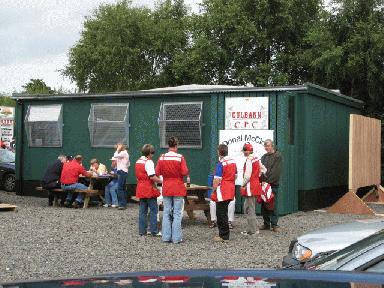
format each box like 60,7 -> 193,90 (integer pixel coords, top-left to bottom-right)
225,97 -> 269,129
219,130 -> 274,185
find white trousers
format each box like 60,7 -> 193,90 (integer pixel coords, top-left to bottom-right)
210,199 -> 236,222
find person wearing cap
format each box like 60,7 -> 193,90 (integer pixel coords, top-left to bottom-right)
260,139 -> 282,232
211,144 -> 237,242
240,142 -> 264,236
104,157 -> 119,208
135,144 -> 163,236
61,155 -> 93,208
89,158 -> 107,176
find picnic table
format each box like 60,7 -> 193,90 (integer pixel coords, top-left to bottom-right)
185,184 -> 212,224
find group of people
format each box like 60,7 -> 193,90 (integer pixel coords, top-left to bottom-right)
41,143 -> 130,209
41,136 -> 282,244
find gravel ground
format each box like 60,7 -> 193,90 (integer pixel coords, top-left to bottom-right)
0,191 -> 376,283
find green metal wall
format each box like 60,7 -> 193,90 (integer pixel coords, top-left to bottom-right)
18,94 -> 213,186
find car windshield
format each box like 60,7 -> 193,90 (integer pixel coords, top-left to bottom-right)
307,230 -> 384,268
0,149 -> 15,163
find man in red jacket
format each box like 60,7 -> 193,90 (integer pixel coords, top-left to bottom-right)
240,143 -> 263,235
155,137 -> 189,244
211,144 -> 237,242
135,144 -> 162,236
61,155 -> 92,208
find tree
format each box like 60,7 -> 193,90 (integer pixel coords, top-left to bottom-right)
22,79 -> 54,95
304,0 -> 384,114
63,0 -> 189,92
0,94 -> 16,107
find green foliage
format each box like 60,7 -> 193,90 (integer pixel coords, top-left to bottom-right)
22,79 -> 54,95
0,95 -> 16,107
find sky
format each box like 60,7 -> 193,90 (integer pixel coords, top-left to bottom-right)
0,0 -> 201,94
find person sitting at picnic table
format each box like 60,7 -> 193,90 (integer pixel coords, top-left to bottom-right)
135,144 -> 163,236
114,143 -> 130,210
104,157 -> 119,208
62,155 -> 93,208
41,154 -> 67,206
89,158 -> 107,176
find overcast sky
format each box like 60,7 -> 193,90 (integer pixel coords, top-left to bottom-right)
0,0 -> 201,94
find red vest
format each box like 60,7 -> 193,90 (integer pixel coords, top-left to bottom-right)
135,156 -> 160,199
155,151 -> 189,197
211,156 -> 237,202
241,155 -> 262,197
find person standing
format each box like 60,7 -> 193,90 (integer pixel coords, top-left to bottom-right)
240,143 -> 263,236
155,137 -> 189,244
260,139 -> 282,232
61,155 -> 92,208
114,143 -> 130,210
104,157 -> 119,208
211,144 -> 237,242
41,154 -> 67,206
135,144 -> 163,236
209,196 -> 236,229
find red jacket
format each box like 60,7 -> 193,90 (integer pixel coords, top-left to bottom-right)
60,160 -> 87,184
135,156 -> 160,199
241,155 -> 262,197
155,151 -> 189,197
211,156 -> 237,202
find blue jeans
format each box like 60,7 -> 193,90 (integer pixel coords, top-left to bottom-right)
117,170 -> 128,208
162,196 -> 184,243
105,181 -> 118,206
62,183 -> 88,203
139,198 -> 158,235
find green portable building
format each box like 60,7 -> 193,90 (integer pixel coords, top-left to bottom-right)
13,83 -> 363,215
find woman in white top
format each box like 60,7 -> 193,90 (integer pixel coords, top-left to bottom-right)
113,143 -> 130,210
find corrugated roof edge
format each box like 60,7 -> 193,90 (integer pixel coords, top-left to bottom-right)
12,84 -> 307,100
11,83 -> 364,110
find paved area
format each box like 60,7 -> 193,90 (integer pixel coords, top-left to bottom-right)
0,191 -> 373,283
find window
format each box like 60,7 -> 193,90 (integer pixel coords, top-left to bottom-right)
88,103 -> 129,147
158,102 -> 203,149
25,105 -> 63,147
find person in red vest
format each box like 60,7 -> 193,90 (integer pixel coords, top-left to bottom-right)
135,144 -> 163,236
240,143 -> 263,235
155,136 -> 189,244
211,144 -> 237,242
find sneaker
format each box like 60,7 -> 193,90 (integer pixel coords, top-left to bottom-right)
213,236 -> 229,243
64,201 -> 71,208
118,206 -> 126,210
72,201 -> 81,209
209,221 -> 217,228
103,204 -> 110,208
111,205 -> 118,208
151,232 -> 162,237
271,226 -> 280,232
228,221 -> 234,229
259,224 -> 271,230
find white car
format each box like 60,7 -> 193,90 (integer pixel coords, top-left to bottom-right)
282,218 -> 384,268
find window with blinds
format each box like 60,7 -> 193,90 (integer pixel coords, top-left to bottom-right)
88,103 -> 129,147
25,105 -> 63,147
158,102 -> 203,149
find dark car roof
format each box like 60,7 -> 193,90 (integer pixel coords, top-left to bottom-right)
2,269 -> 384,287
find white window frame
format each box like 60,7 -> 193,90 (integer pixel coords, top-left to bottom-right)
158,102 -> 203,149
24,104 -> 63,147
88,103 -> 130,148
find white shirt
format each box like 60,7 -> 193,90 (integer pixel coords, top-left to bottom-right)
113,150 -> 130,172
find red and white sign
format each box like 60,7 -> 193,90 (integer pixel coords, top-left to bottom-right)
225,97 -> 269,129
0,106 -> 15,147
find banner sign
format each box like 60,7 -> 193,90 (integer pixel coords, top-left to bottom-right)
0,107 -> 15,147
219,129 -> 274,185
225,97 -> 269,129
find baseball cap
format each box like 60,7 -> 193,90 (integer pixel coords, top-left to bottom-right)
242,143 -> 253,152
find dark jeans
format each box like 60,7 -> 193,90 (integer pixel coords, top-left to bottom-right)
261,186 -> 279,228
216,200 -> 230,240
139,198 -> 158,235
42,181 -> 65,206
117,170 -> 128,208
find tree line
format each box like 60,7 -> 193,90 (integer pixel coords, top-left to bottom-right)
27,0 -> 384,115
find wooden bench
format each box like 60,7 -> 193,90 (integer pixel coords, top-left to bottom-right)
35,186 -> 104,208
